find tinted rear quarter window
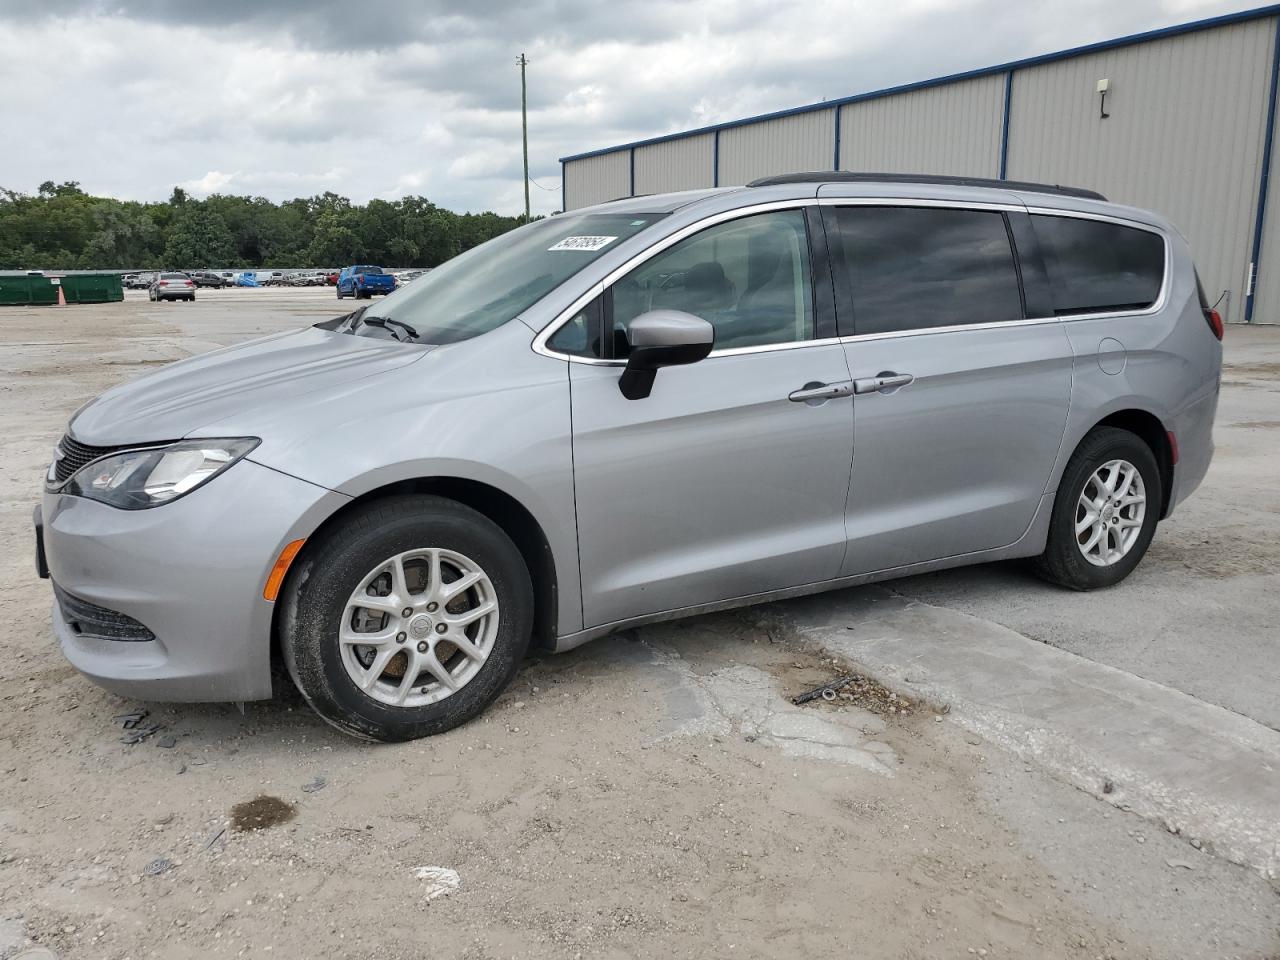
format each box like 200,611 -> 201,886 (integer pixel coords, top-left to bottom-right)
830,206 -> 1024,335
1030,214 -> 1164,316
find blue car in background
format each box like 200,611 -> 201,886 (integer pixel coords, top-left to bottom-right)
337,265 -> 396,299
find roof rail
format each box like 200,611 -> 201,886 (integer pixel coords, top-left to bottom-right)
746,171 -> 1107,202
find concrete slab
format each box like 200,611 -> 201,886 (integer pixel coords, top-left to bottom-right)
884,324 -> 1280,732
775,586 -> 1280,878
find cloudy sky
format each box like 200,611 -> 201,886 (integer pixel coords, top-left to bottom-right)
0,0 -> 1260,216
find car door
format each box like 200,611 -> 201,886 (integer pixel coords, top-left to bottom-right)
822,201 -> 1074,576
562,205 -> 855,629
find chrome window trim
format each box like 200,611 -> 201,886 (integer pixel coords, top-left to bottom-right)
838,315 -> 1062,345
1022,206 -> 1172,321
531,199 -> 822,365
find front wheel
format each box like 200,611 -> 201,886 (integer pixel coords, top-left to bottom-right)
280,495 -> 534,741
1033,426 -> 1162,590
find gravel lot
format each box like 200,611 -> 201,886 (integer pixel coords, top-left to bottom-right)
1,289 -> 1277,959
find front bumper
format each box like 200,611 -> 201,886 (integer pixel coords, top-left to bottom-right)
41,458 -> 346,702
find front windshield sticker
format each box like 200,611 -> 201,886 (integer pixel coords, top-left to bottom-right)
548,235 -> 618,252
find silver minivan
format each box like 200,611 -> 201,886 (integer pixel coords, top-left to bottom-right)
36,174 -> 1223,741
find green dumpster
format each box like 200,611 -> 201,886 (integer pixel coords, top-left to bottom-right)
0,274 -> 58,306
60,273 -> 124,303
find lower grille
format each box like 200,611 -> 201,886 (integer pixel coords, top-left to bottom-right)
53,583 -> 155,642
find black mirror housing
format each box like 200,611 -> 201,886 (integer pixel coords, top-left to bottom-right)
618,310 -> 715,400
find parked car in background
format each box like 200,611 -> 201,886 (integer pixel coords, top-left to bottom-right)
191,272 -> 227,288
286,272 -> 327,287
124,273 -> 153,290
34,174 -> 1222,742
336,265 -> 396,299
147,272 -> 196,301
325,271 -> 339,286
235,272 -> 259,287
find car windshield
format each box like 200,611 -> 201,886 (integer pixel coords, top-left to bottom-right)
356,266 -> 383,275
161,273 -> 187,279
362,212 -> 666,344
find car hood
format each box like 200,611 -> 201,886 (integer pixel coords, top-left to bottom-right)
70,326 -> 431,445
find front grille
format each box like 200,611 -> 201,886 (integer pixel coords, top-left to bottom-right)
53,435 -> 146,483
53,583 -> 155,642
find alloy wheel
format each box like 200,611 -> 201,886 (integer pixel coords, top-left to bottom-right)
1075,459 -> 1146,567
339,548 -> 499,707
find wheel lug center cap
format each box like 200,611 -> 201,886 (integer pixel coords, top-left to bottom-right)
407,614 -> 434,640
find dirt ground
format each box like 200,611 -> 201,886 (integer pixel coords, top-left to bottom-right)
1,290 -> 1277,959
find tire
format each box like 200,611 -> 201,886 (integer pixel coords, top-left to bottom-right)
280,495 -> 534,741
1033,426 -> 1162,591
336,285 -> 345,299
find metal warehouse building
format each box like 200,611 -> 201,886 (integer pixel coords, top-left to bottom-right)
560,4 -> 1280,324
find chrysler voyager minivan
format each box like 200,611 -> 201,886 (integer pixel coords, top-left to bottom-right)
36,173 -> 1222,741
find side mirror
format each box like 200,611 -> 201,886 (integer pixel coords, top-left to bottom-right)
618,310 -> 715,400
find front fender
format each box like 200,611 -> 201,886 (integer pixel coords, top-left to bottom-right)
223,321 -> 580,634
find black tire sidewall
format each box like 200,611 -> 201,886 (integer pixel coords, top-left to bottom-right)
282,496 -> 533,741
1043,427 -> 1163,590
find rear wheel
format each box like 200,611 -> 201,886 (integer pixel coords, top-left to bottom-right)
1033,426 -> 1162,590
281,495 -> 534,741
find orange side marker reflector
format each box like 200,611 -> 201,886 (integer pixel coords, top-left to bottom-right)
263,539 -> 306,602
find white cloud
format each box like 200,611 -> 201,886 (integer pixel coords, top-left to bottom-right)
0,0 -> 1261,216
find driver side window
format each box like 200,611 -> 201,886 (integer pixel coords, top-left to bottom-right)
611,209 -> 814,356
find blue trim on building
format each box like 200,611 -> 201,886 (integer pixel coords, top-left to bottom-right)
560,4 -> 1280,163
833,106 -> 842,171
999,71 -> 1013,180
1247,17 -> 1280,323
713,130 -> 720,187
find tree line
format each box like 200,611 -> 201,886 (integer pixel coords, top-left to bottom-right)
0,181 -> 536,271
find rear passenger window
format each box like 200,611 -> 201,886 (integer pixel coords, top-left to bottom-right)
831,207 -> 1024,335
1030,215 -> 1164,316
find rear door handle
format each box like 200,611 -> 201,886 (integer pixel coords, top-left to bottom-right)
853,372 -> 914,395
788,380 -> 854,404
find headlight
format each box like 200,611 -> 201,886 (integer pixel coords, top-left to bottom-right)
60,438 -> 259,510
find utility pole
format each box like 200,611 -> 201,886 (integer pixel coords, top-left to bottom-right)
518,53 -> 530,221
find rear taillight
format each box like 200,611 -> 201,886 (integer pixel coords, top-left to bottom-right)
158,280 -> 167,286
185,280 -> 194,287
1205,308 -> 1224,340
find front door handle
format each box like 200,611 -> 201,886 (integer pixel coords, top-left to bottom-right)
853,372 -> 914,395
788,380 -> 854,404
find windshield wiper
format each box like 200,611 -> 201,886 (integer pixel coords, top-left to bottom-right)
359,315 -> 420,342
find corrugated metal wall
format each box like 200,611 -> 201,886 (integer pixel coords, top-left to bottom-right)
717,109 -> 836,186
634,133 -> 715,195
838,74 -> 1005,177
564,152 -> 631,210
1006,18 -> 1276,324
